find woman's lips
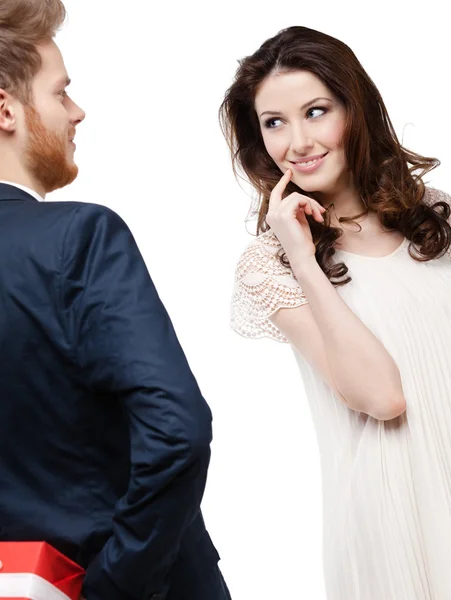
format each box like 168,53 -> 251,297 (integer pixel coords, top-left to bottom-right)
290,152 -> 328,173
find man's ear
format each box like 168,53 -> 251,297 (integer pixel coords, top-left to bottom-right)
0,89 -> 17,132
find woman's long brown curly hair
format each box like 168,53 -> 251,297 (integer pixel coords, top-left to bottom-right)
219,26 -> 451,286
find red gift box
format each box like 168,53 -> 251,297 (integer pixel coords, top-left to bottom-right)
0,542 -> 85,600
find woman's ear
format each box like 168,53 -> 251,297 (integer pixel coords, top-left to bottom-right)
0,89 -> 17,132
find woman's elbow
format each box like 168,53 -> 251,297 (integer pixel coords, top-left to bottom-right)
343,392 -> 407,421
368,395 -> 407,421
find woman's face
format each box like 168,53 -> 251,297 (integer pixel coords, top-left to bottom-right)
254,70 -> 350,197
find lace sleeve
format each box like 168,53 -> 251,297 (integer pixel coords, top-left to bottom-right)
231,230 -> 308,343
423,187 -> 451,256
423,186 -> 451,210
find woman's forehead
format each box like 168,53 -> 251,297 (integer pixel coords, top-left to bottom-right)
255,71 -> 330,111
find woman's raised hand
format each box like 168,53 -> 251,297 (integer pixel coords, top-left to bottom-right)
265,169 -> 326,263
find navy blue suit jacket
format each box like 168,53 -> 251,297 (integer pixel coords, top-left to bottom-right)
0,184 -> 220,600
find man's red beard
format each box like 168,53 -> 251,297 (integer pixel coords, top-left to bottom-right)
24,105 -> 78,193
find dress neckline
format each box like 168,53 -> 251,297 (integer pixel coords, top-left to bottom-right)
334,237 -> 408,260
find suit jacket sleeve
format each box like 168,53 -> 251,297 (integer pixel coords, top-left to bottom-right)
62,204 -> 212,600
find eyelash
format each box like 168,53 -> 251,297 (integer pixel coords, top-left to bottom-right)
307,106 -> 327,119
263,106 -> 328,129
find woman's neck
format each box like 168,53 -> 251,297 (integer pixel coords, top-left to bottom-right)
317,186 -> 366,229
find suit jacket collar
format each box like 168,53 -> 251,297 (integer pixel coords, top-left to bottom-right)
0,183 -> 40,203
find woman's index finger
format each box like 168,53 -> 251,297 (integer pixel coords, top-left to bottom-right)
269,169 -> 292,207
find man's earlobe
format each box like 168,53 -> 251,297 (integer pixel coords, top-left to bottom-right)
0,89 -> 17,132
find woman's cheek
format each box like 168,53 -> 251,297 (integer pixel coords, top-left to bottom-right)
264,136 -> 286,164
324,118 -> 346,149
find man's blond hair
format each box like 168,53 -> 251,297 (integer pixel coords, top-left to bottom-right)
0,0 -> 66,104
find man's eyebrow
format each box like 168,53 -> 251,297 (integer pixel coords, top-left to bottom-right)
259,97 -> 332,118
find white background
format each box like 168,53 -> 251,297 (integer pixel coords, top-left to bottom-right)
52,2 -> 450,598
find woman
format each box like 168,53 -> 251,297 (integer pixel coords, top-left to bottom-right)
220,25 -> 451,600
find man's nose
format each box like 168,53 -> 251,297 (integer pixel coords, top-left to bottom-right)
70,99 -> 86,126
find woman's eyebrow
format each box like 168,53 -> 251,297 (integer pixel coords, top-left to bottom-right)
259,96 -> 332,118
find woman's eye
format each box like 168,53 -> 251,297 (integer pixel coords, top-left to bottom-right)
264,117 -> 282,129
307,107 -> 327,119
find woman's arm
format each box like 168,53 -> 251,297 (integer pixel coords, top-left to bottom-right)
273,255 -> 406,421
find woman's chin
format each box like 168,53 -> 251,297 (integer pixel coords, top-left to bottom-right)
291,174 -> 326,194
293,171 -> 343,195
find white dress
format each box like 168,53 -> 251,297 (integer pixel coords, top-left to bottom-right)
231,187 -> 451,600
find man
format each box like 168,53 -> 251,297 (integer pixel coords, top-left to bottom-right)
0,1 -> 231,599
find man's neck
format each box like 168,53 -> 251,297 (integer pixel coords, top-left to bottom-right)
0,180 -> 45,203
0,173 -> 46,199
